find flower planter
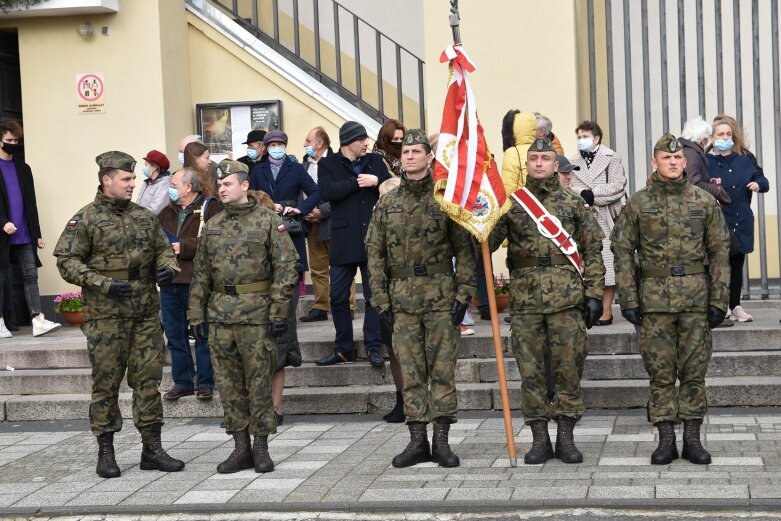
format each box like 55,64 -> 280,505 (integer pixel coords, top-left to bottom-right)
472,295 -> 510,312
61,310 -> 84,327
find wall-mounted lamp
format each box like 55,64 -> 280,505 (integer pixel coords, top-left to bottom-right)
77,23 -> 93,39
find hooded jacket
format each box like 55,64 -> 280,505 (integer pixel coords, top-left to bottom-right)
501,112 -> 537,196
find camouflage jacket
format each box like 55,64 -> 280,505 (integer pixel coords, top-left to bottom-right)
188,197 -> 298,325
489,176 -> 605,314
53,190 -> 179,319
610,173 -> 729,313
365,173 -> 476,313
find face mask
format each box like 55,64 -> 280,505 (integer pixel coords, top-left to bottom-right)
304,146 -> 316,157
1,142 -> 21,155
168,186 -> 180,203
577,138 -> 594,152
142,166 -> 152,179
177,152 -> 185,165
247,148 -> 259,161
268,147 -> 286,160
390,142 -> 403,150
714,139 -> 734,151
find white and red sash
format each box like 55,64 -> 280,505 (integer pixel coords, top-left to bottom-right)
510,188 -> 584,277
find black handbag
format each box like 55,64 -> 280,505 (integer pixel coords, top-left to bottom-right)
281,215 -> 303,235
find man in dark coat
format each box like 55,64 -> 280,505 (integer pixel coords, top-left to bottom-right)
315,121 -> 390,367
0,120 -> 60,337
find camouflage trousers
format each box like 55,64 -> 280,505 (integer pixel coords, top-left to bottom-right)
83,318 -> 165,437
639,312 -> 712,424
393,311 -> 459,424
211,323 -> 277,436
510,308 -> 587,424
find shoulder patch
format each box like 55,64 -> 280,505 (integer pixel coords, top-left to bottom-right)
67,219 -> 79,227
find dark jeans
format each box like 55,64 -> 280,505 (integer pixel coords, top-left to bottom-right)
729,253 -> 746,309
475,251 -> 490,312
0,243 -> 41,318
160,284 -> 214,390
329,262 -> 381,355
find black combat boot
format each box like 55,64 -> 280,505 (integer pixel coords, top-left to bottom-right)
555,416 -> 583,463
651,421 -> 679,465
431,418 -> 460,467
96,432 -> 120,478
524,420 -> 554,464
217,429 -> 254,473
140,424 -> 185,472
392,422 -> 431,468
383,391 -> 405,423
682,419 -> 711,464
253,435 -> 275,473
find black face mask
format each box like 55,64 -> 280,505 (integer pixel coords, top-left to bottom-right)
390,142 -> 403,150
1,142 -> 21,155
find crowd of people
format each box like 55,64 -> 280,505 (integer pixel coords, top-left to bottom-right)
0,106 -> 762,478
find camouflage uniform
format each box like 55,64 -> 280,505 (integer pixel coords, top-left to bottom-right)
188,193 -> 297,436
366,171 -> 476,424
54,179 -> 179,437
611,171 -> 729,424
490,176 -> 605,424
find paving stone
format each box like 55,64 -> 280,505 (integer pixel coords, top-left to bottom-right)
360,487 -> 449,502
120,491 -> 186,505
175,490 -> 239,504
12,492 -> 80,507
66,490 -> 134,505
656,484 -> 749,498
245,478 -> 306,490
511,486 -> 588,500
587,485 -> 655,498
446,487 -> 512,501
749,485 -> 781,498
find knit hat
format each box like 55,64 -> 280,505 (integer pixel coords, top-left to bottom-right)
339,121 -> 368,146
143,150 -> 170,171
263,129 -> 288,146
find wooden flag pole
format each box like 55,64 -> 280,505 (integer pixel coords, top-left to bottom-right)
481,241 -> 518,467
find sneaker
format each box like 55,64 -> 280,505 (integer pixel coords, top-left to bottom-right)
729,306 -> 753,322
460,324 -> 475,336
32,314 -> 61,337
0,318 -> 12,338
461,312 -> 475,326
315,351 -> 355,366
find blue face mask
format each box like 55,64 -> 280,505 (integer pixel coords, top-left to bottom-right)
714,139 -> 734,151
577,138 -> 594,152
142,166 -> 152,179
177,152 -> 185,165
304,145 -> 316,157
268,147 -> 286,160
247,148 -> 259,161
168,186 -> 180,203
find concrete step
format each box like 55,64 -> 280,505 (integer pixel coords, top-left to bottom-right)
3,375 -> 780,421
4,350 -> 777,395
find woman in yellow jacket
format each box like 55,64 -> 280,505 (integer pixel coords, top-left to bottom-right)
500,110 -> 538,195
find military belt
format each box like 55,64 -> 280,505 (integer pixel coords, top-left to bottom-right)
507,254 -> 570,269
99,267 -> 152,280
640,264 -> 706,278
213,281 -> 271,295
389,262 -> 453,279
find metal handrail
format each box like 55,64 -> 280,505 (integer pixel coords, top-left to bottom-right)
205,0 -> 426,128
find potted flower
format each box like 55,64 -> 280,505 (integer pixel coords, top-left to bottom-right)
493,273 -> 510,311
54,290 -> 84,326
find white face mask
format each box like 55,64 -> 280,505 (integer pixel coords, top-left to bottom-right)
577,138 -> 594,152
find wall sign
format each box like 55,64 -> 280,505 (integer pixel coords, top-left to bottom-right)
76,73 -> 105,114
196,100 -> 282,162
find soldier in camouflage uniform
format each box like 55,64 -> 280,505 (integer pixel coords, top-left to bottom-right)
489,138 -> 605,465
611,133 -> 729,465
188,159 -> 298,474
366,129 -> 476,468
54,151 -> 184,479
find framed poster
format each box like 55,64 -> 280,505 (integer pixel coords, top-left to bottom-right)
196,100 -> 282,161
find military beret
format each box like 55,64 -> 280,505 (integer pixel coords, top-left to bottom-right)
654,132 -> 681,153
216,159 -> 249,180
95,151 -> 136,172
402,128 -> 429,147
529,138 -> 556,154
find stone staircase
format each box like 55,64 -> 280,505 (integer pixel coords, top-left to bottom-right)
0,300 -> 779,421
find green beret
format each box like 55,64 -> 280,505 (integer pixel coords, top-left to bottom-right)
529,138 -> 556,154
654,133 -> 681,153
402,128 -> 429,146
95,151 -> 136,172
216,159 -> 249,180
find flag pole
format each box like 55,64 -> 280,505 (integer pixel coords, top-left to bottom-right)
448,0 -> 517,467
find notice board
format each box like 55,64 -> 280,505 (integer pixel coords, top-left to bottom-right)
196,100 -> 282,161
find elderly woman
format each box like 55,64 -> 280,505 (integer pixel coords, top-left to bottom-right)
136,150 -> 172,214
679,116 -> 731,206
706,116 -> 770,323
568,120 -> 627,325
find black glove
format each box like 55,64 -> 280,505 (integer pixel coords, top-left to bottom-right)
451,299 -> 469,326
107,279 -> 132,300
156,267 -> 174,286
580,189 -> 595,207
378,308 -> 394,330
268,320 -> 288,338
583,297 -> 603,329
707,306 -> 727,329
621,307 -> 642,326
190,322 -> 208,343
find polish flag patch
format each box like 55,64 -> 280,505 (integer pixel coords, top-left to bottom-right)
277,223 -> 286,233
67,219 -> 79,227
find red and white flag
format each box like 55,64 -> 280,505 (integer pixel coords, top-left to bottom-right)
433,44 -> 510,242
